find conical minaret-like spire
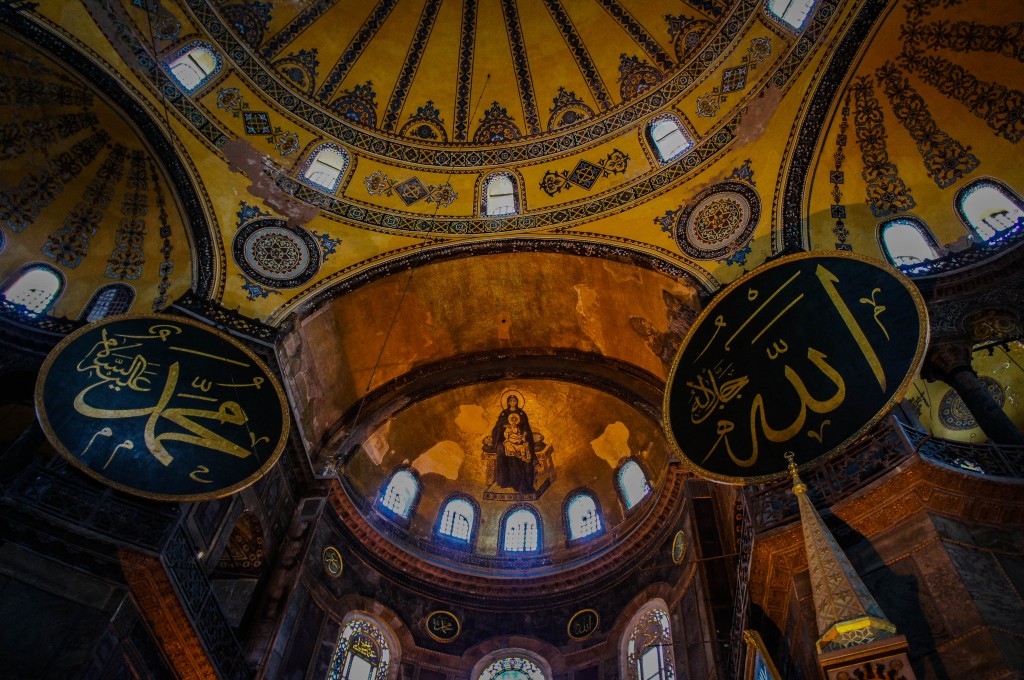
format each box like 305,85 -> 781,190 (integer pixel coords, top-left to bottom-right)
785,453 -> 897,653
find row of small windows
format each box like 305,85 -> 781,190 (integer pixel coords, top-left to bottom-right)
768,0 -> 818,30
378,460 -> 651,552
880,179 -> 1023,271
328,601 -> 674,680
0,265 -> 134,320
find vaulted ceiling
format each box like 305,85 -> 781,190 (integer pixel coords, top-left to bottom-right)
2,0 -> 1023,574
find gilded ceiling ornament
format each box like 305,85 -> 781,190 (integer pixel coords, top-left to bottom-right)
539,150 -> 630,197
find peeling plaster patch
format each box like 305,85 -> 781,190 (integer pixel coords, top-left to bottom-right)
222,139 -> 319,228
574,283 -> 607,355
733,85 -> 785,146
455,405 -> 490,435
600,259 -> 643,285
591,421 -> 632,467
364,422 -> 391,465
412,440 -> 464,480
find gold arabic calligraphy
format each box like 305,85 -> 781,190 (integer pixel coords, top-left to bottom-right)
686,265 -> 892,469
71,324 -> 268,475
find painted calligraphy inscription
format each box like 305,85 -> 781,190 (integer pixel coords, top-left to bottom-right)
36,315 -> 289,500
664,252 -> 927,483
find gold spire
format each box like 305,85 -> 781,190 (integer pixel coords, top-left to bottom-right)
785,453 -> 897,653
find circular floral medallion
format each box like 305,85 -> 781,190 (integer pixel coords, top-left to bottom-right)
232,218 -> 321,288
938,378 -> 1004,430
672,181 -> 760,260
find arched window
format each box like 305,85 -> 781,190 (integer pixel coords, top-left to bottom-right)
624,605 -> 675,680
879,217 -> 941,270
81,283 -> 135,322
166,42 -> 221,93
436,496 -> 477,545
617,460 -> 651,510
483,172 -> 518,216
500,506 -> 540,553
327,617 -> 392,680
766,0 -> 817,30
302,144 -> 349,193
1,263 -> 64,317
478,657 -> 547,680
955,178 -> 1024,242
379,468 -> 418,519
647,116 -> 692,163
565,491 -> 603,540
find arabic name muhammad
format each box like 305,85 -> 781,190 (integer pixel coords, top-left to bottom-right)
72,324 -> 270,478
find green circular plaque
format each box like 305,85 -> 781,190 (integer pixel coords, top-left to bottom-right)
323,546 -> 344,578
425,610 -> 461,643
35,315 -> 289,501
664,252 -> 928,484
671,531 -> 687,564
567,609 -> 600,641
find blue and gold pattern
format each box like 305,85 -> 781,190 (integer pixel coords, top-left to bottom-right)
382,0 -> 443,133
657,180 -> 760,261
696,38 -> 771,118
474,102 -> 521,144
541,0 -> 612,112
539,150 -> 629,197
938,378 -> 1004,431
499,0 -> 541,135
331,81 -> 378,128
399,101 -> 447,141
270,49 -> 320,98
42,145 -> 128,268
453,0 -> 478,141
547,88 -> 596,131
365,171 -> 458,208
618,55 -> 662,101
1,131 -> 109,233
317,0 -> 400,103
875,62 -> 979,189
850,77 -> 915,218
106,151 -> 150,281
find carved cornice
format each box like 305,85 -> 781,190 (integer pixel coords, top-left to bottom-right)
119,550 -> 219,680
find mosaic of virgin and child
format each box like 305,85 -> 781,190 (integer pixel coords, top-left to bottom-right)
483,391 -> 551,495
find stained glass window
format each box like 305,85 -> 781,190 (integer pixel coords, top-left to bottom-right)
303,145 -> 349,193
627,608 -> 675,680
1,264 -> 63,317
648,117 -> 692,163
81,284 -> 135,322
478,656 -> 546,680
879,218 -> 941,271
566,492 -> 602,540
438,497 -> 475,542
955,179 -> 1024,242
618,460 -> 651,510
483,173 -> 518,216
501,507 -> 539,552
327,619 -> 391,680
380,469 -> 418,519
166,42 -> 220,93
767,0 -> 816,29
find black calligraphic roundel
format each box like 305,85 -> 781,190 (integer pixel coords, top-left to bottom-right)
35,315 -> 289,501
664,252 -> 928,484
